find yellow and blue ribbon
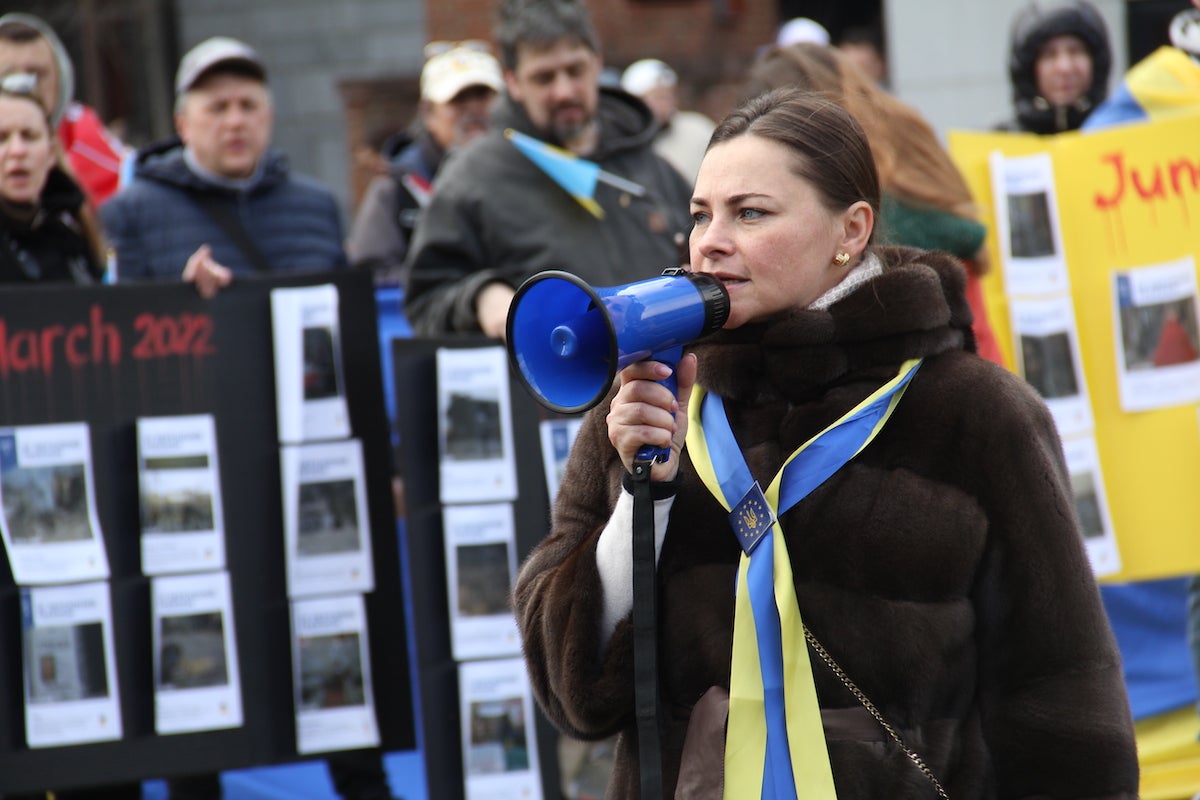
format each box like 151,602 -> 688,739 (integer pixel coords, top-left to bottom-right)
686,359 -> 921,799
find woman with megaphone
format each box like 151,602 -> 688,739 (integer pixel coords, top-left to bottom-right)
512,87 -> 1137,799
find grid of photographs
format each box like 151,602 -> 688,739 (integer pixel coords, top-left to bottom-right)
990,151 -> 1120,576
271,284 -> 380,754
433,345 -> 544,799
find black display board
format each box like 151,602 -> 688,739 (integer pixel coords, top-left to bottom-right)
392,337 -> 563,800
0,271 -> 414,793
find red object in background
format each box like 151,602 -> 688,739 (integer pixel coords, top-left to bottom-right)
57,102 -> 126,207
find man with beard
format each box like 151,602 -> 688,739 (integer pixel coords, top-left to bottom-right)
402,0 -> 693,338
348,42 -> 502,285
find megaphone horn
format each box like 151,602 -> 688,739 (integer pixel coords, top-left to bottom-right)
506,267 -> 730,456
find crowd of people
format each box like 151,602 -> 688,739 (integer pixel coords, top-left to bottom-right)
3,0 -> 1200,797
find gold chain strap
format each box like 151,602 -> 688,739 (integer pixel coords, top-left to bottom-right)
803,626 -> 950,800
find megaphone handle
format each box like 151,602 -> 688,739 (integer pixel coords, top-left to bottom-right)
633,346 -> 683,465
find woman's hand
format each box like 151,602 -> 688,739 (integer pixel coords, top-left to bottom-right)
606,353 -> 697,482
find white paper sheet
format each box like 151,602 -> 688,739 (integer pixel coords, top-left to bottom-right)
1112,257 -> 1200,412
271,284 -> 351,444
538,418 -> 583,506
152,571 -> 243,734
443,503 -> 521,661
1061,436 -> 1121,578
459,657 -> 543,800
280,439 -> 374,599
0,423 -> 108,585
21,580 -> 122,747
436,347 -> 518,504
291,593 -> 380,754
138,414 -> 226,575
1009,295 -> 1094,437
989,151 -> 1071,296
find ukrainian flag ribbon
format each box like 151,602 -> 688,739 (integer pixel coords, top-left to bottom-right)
685,359 -> 922,800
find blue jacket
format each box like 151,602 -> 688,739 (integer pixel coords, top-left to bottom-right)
101,139 -> 347,281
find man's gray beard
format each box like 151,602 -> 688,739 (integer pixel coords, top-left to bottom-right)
551,112 -> 595,146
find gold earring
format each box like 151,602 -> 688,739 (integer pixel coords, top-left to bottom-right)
834,252 -> 850,267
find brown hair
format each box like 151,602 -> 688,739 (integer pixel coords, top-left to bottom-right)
0,88 -> 106,267
710,87 -> 880,226
743,43 -> 986,268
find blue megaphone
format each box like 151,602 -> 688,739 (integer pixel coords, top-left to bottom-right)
506,267 -> 730,461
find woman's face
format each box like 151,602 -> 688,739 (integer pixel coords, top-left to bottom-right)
0,95 -> 54,204
689,135 -> 864,328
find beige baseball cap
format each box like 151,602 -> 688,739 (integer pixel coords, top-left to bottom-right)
420,45 -> 502,104
175,36 -> 266,95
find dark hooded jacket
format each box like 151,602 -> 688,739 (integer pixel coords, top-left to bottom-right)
1000,1 -> 1112,133
347,124 -> 444,284
513,246 -> 1138,798
402,87 -> 692,336
0,167 -> 101,285
100,138 -> 346,281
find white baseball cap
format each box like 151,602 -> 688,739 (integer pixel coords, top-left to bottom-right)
620,59 -> 677,97
420,45 -> 503,104
776,17 -> 831,47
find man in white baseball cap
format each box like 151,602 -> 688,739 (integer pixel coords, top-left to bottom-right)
619,57 -> 713,181
349,42 -> 503,283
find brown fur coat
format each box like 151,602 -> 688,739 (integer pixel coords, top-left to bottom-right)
512,246 -> 1138,798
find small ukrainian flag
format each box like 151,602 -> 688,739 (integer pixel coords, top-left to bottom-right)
504,128 -> 645,219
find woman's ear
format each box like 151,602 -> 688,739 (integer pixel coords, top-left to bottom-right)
840,200 -> 874,257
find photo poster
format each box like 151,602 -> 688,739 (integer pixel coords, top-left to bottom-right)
270,284 -> 351,445
1061,436 -> 1121,578
20,580 -> 122,747
988,150 -> 1071,295
458,657 -> 543,800
151,571 -> 243,735
435,347 -> 518,505
949,116 -> 1200,580
291,593 -> 380,755
538,418 -> 583,505
1008,295 -> 1093,437
0,423 -> 109,585
137,414 -> 226,575
443,503 -> 521,661
1112,257 -> 1200,412
280,439 -> 374,599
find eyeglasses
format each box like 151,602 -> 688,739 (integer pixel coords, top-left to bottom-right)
423,39 -> 492,60
0,72 -> 38,95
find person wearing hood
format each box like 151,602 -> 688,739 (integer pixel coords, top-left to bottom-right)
999,0 -> 1113,134
402,0 -> 693,338
0,81 -> 105,286
0,13 -> 128,207
347,41 -> 503,285
620,58 -> 715,183
100,36 -> 346,298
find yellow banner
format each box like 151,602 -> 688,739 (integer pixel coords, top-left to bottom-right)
949,115 -> 1200,582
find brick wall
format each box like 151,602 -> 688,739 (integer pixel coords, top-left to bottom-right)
425,0 -> 779,121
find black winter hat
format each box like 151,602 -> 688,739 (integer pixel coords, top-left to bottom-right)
1008,0 -> 1112,133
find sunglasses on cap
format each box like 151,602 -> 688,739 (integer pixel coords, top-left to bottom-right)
0,72 -> 38,95
423,39 -> 492,60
